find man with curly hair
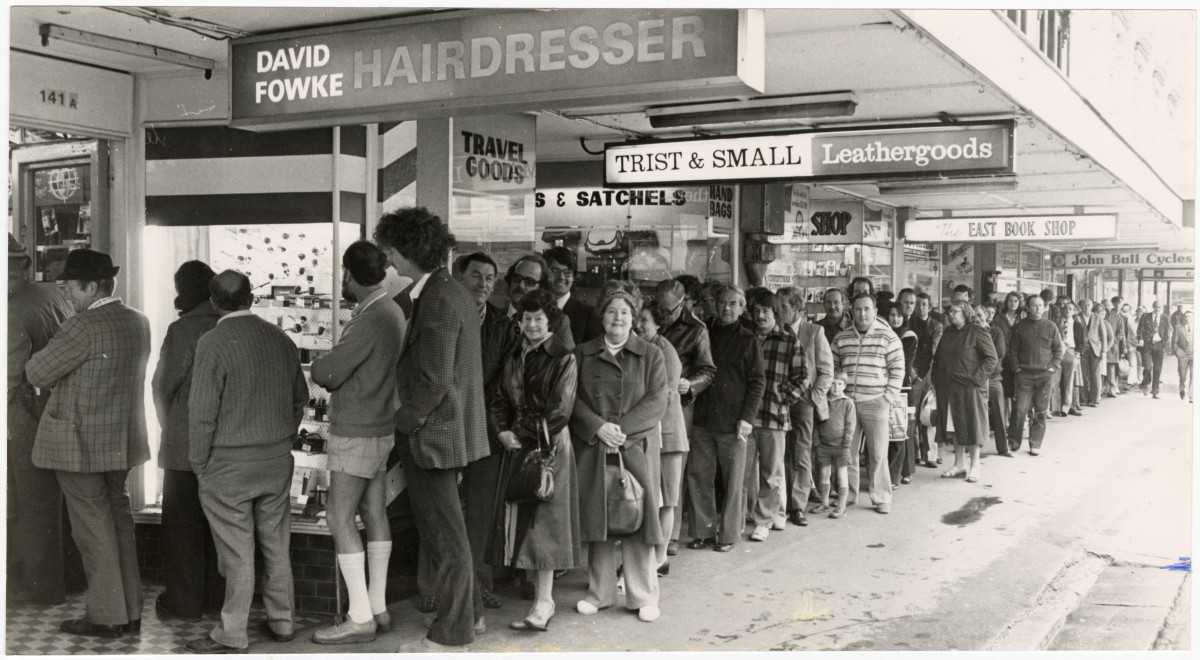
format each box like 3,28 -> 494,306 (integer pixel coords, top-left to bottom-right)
374,208 -> 489,651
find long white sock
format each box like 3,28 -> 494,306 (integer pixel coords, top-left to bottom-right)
366,541 -> 393,615
336,552 -> 372,624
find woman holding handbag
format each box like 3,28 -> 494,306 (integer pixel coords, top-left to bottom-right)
490,289 -> 581,632
571,282 -> 668,623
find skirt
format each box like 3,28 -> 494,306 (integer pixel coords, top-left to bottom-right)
934,383 -> 989,448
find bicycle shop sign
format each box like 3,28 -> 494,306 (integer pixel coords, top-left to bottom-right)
229,9 -> 763,130
604,121 -> 1014,185
1050,251 -> 1194,269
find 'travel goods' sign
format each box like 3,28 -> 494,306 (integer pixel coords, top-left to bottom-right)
604,122 -> 1013,186
1050,251 -> 1194,269
231,9 -> 763,130
903,214 -> 1118,243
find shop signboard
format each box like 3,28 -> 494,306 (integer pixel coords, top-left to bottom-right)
1137,267 -> 1194,281
903,214 -> 1117,243
230,9 -> 763,130
451,114 -> 536,243
1050,251 -> 1194,269
533,184 -> 720,232
770,198 -> 865,245
604,121 -> 1013,186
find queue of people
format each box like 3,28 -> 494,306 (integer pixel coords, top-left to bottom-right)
8,216 -> 1192,653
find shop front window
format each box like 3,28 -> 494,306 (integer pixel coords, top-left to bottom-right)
1020,245 -> 1043,281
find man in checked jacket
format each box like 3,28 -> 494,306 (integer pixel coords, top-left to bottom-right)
26,249 -> 151,638
375,208 -> 489,652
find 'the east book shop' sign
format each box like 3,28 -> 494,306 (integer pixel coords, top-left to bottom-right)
904,214 -> 1118,243
230,9 -> 763,130
604,122 -> 1013,186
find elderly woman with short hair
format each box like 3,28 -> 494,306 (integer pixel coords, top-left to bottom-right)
932,301 -> 998,483
571,282 -> 668,623
489,288 -> 580,632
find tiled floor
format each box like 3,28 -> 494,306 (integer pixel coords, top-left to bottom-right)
6,585 -> 327,655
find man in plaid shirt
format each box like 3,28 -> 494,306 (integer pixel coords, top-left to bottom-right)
744,289 -> 807,542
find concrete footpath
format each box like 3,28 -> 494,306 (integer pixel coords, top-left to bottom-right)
250,357 -> 1194,654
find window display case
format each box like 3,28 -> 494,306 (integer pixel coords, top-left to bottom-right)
11,140 -> 109,280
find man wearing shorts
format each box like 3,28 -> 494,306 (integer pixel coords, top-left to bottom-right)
310,242 -> 407,644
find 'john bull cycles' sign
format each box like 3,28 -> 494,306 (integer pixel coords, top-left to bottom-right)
604,121 -> 1013,186
1050,251 -> 1194,269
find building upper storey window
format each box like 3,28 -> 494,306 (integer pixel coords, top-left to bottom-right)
1006,9 -> 1071,74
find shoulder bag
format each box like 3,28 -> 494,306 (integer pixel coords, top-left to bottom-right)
505,418 -> 556,504
605,448 -> 644,536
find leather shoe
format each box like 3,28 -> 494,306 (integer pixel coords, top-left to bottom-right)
312,614 -> 376,645
510,602 -> 554,632
1068,409 -> 1083,416
124,619 -> 141,634
1153,393 -> 1160,399
687,537 -> 714,550
666,540 -> 679,556
787,511 -> 808,527
59,618 -> 127,638
257,620 -> 294,643
713,542 -> 735,552
1051,411 -> 1067,417
185,636 -> 245,654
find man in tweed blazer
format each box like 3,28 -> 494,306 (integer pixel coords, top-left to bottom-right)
374,208 -> 488,651
26,249 -> 150,638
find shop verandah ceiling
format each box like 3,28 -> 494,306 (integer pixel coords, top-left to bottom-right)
9,6 -> 1190,251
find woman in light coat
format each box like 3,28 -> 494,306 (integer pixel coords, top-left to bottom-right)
571,283 -> 668,623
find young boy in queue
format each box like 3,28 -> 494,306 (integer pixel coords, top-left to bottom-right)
811,371 -> 856,519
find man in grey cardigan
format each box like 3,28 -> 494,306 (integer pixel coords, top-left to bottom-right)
309,242 -> 407,644
186,270 -> 308,653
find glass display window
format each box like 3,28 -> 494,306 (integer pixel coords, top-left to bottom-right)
1020,245 -> 1043,281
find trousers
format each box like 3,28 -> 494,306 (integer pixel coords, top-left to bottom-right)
1081,349 -> 1104,404
743,428 -> 786,527
398,435 -> 482,646
56,469 -> 142,625
687,427 -> 747,544
1009,370 -> 1052,451
782,401 -> 815,515
1058,350 -> 1079,412
847,397 -> 892,507
584,539 -> 658,610
160,469 -> 225,618
986,379 -> 1009,454
1142,346 -> 1165,394
7,403 -> 65,604
199,454 -> 295,648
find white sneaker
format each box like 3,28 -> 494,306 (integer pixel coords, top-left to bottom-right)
576,600 -> 599,615
638,606 -> 661,622
771,514 -> 787,531
749,525 -> 769,542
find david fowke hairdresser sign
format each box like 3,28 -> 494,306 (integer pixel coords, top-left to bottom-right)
604,122 -> 1013,185
230,9 -> 763,130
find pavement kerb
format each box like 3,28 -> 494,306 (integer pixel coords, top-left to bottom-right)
983,550 -> 1110,652
1153,573 -> 1192,650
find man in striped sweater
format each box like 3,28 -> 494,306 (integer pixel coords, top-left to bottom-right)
186,270 -> 308,653
830,293 -> 906,514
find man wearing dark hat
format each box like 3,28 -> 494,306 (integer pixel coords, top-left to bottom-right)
7,234 -> 74,605
26,248 -> 151,637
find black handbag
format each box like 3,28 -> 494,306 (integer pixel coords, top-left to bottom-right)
605,449 -> 644,535
505,418 -> 556,504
